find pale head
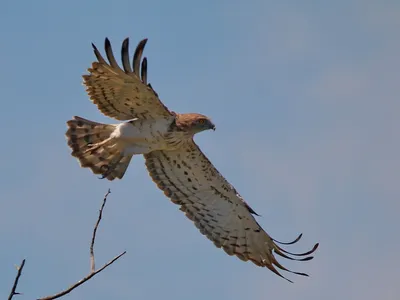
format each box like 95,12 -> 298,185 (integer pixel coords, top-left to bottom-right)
175,113 -> 216,135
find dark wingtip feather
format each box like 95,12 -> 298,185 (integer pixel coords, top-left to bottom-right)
148,83 -> 159,97
265,264 -> 294,283
140,38 -> 149,45
141,57 -> 148,84
91,42 -> 107,64
121,38 -> 133,73
271,256 -> 311,279
122,37 -> 129,46
275,242 -> 319,257
299,256 -> 314,261
244,201 -> 260,216
105,37 -> 111,49
302,243 -> 319,256
293,271 -> 309,277
104,37 -> 121,69
272,233 -> 303,245
274,248 -> 314,262
133,38 -> 148,75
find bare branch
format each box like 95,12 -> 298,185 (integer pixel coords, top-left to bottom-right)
91,188 -> 111,272
8,259 -> 26,300
37,188 -> 126,300
37,251 -> 126,300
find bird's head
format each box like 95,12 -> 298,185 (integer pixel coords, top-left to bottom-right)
176,113 -> 216,134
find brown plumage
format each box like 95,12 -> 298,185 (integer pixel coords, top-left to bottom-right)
66,37 -> 318,282
175,113 -> 215,132
66,116 -> 133,180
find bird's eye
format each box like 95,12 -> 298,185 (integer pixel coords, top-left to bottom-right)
199,119 -> 205,124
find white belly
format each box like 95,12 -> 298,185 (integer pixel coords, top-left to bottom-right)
110,118 -> 171,154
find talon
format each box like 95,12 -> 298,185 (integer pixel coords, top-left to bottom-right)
99,164 -> 111,179
98,155 -> 123,179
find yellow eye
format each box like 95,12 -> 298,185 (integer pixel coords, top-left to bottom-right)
199,119 -> 205,124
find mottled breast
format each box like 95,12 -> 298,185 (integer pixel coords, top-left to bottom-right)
163,119 -> 193,150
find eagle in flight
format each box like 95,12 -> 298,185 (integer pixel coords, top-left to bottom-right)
66,37 -> 318,282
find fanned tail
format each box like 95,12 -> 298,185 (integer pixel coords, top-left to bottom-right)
66,116 -> 133,180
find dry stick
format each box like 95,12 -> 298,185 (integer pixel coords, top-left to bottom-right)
8,259 -> 26,300
90,188 -> 111,272
38,189 -> 126,300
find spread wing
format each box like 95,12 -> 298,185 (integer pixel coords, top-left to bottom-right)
83,37 -> 174,121
144,141 -> 319,282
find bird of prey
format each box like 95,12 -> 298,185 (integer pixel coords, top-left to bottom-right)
66,37 -> 318,282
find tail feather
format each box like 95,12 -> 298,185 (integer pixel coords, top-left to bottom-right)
66,116 -> 133,180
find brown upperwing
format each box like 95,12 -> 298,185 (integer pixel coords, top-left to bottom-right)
83,38 -> 174,121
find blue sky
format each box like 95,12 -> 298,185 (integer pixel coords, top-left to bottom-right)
1,1 -> 399,299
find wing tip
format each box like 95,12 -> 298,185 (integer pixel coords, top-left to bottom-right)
122,37 -> 129,48
272,233 -> 303,245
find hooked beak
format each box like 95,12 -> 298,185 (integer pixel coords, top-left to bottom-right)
210,124 -> 216,131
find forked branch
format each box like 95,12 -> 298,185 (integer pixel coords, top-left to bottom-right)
37,188 -> 126,300
7,189 -> 126,300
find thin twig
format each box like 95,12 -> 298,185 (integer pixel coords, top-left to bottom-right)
37,251 -> 126,300
8,259 -> 26,300
90,188 -> 111,272
38,188 -> 126,300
